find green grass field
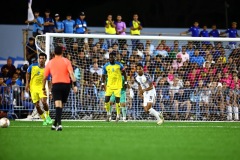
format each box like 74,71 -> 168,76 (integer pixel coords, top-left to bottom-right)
1,121 -> 240,160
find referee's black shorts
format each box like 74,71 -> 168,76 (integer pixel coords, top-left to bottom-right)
52,83 -> 71,103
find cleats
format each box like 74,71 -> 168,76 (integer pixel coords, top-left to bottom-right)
115,116 -> 120,123
51,125 -> 56,130
123,117 -> 127,122
157,112 -> 164,125
56,125 -> 62,131
106,115 -> 111,122
46,116 -> 53,124
43,120 -> 48,126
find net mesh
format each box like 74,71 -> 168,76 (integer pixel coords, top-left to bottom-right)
35,34 -> 240,121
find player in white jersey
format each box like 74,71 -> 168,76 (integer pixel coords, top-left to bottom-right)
135,63 -> 164,125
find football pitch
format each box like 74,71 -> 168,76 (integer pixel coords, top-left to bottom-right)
1,121 -> 240,160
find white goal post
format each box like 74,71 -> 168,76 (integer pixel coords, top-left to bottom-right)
35,33 -> 240,121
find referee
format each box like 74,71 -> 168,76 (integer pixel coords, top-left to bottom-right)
43,46 -> 78,131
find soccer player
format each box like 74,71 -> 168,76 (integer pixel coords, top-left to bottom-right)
109,75 -> 129,122
102,52 -> 127,122
135,63 -> 164,125
43,46 -> 78,131
25,53 -> 52,125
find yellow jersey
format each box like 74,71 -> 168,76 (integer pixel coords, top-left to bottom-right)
103,62 -> 124,89
27,63 -> 49,91
130,20 -> 141,35
105,20 -> 116,34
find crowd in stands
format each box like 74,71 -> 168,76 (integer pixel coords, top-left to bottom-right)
0,9 -> 240,120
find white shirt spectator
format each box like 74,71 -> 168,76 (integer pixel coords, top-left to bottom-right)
176,52 -> 189,62
90,63 -> 102,76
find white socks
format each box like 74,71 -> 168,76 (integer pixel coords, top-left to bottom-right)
227,106 -> 239,121
149,108 -> 160,121
233,107 -> 239,121
227,106 -> 232,121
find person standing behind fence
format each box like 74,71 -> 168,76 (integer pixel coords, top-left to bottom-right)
25,53 -> 52,125
43,46 -> 78,131
105,14 -> 116,48
115,14 -> 127,50
75,12 -> 88,46
25,9 -> 44,37
130,14 -> 142,50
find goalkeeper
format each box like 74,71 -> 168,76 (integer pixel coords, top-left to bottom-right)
109,75 -> 129,122
102,53 -> 127,122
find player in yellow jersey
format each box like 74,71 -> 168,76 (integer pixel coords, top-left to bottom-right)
102,52 -> 127,122
25,53 -> 52,125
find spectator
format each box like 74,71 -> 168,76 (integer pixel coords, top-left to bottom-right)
154,44 -> 168,57
181,21 -> 200,37
25,9 -> 44,37
43,9 -> 55,34
155,78 -> 170,114
176,46 -> 190,63
181,21 -> 200,47
221,22 -> 239,49
1,58 -> 16,78
20,61 -> 29,85
172,54 -> 183,70
173,87 -> 192,120
190,49 -> 205,67
26,37 -> 38,65
90,62 -> 103,77
168,44 -> 180,60
54,14 -> 64,33
62,13 -> 75,34
76,12 -> 88,34
115,14 -> 127,50
130,13 -> 142,50
217,49 -> 227,64
76,12 -> 88,46
199,85 -> 211,120
209,24 -> 220,37
105,14 -> 116,47
209,24 -> 220,46
6,73 -> 23,87
145,40 -> 155,56
199,25 -> 210,45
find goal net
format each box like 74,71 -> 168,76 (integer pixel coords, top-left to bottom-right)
35,33 -> 240,121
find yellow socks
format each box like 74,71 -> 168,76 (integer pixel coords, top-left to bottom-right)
45,110 -> 50,117
116,103 -> 121,117
40,113 -> 46,120
105,102 -> 111,115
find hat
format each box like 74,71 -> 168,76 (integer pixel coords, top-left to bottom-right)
79,12 -> 85,16
23,61 -> 29,65
55,14 -> 59,17
177,54 -> 182,58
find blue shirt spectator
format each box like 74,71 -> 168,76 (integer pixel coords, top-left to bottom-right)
209,25 -> 220,37
54,14 -> 64,33
181,22 -> 200,37
199,25 -> 210,45
62,14 -> 75,33
222,22 -> 239,46
190,50 -> 205,66
75,12 -> 88,34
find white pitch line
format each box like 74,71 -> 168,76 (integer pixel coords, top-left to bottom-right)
8,125 -> 240,129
